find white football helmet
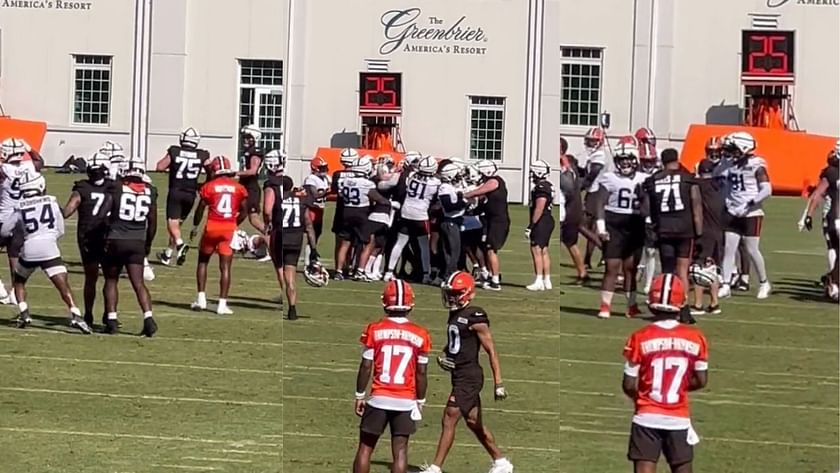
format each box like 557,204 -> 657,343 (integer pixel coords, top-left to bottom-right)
416,156 -> 438,176
124,156 -> 146,178
109,154 -> 129,178
613,143 -> 640,176
99,141 -> 124,158
18,173 -> 46,198
340,148 -> 359,167
180,127 -> 201,149
264,150 -> 286,173
474,159 -> 498,178
689,263 -> 720,288
230,230 -> 249,253
1,138 -> 28,162
439,162 -> 461,183
304,262 -> 330,287
241,124 -> 262,142
462,164 -> 481,185
403,151 -> 422,170
530,160 -> 550,180
722,132 -> 756,159
352,155 -> 374,177
376,154 -> 395,175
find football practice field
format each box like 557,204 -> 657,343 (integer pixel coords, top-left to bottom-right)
0,172 -> 837,473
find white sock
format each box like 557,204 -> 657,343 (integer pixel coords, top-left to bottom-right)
164,247 -> 173,257
828,249 -> 837,271
722,232 -> 741,284
494,458 -> 510,466
218,298 -> 228,309
387,233 -> 410,271
743,237 -> 767,282
143,311 -> 153,319
70,307 -> 81,317
417,235 -> 431,274
491,274 -> 500,284
144,258 -> 150,267
543,274 -> 551,282
374,254 -> 383,273
18,301 -> 28,314
107,312 -> 118,320
303,245 -> 311,264
175,238 -> 184,247
197,292 -> 207,304
600,291 -> 614,307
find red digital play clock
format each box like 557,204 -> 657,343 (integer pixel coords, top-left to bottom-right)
359,72 -> 402,115
741,30 -> 795,82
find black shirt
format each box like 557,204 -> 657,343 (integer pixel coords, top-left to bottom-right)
108,181 -> 157,240
820,164 -> 839,220
265,175 -> 304,235
698,178 -> 725,234
445,305 -> 490,373
167,145 -> 209,192
529,179 -> 554,221
239,145 -> 264,192
72,179 -> 112,236
484,176 -> 509,221
643,169 -> 698,238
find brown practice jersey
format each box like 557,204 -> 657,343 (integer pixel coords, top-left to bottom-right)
643,169 -> 698,238
444,306 -> 489,376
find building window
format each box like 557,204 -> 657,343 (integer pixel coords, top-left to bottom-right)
468,96 -> 505,161
72,55 -> 112,125
560,47 -> 603,127
238,59 -> 284,154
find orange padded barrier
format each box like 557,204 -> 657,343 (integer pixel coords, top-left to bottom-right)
0,116 -> 47,151
313,148 -> 405,176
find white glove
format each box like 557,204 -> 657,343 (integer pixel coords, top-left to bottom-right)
797,217 -> 806,232
596,219 -> 609,241
411,399 -> 425,421
835,219 -> 840,233
390,201 -> 401,210
557,205 -> 566,223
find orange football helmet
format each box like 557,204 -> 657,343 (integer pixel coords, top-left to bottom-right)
647,273 -> 686,313
208,155 -> 235,176
584,127 -> 606,150
616,135 -> 638,147
441,271 -> 477,310
310,156 -> 328,174
634,127 -> 657,146
705,136 -> 723,162
382,279 -> 415,313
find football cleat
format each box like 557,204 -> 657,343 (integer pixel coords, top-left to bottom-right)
141,317 -> 158,337
718,284 -> 732,299
216,305 -> 233,316
706,305 -> 722,315
757,281 -> 772,299
104,318 -> 119,334
70,316 -> 92,335
526,280 -> 545,291
487,458 -> 514,473
287,306 -> 298,321
190,298 -> 207,311
690,306 -> 706,317
176,244 -> 189,266
543,278 -> 553,290
352,270 -> 372,283
16,310 -> 32,329
382,272 -> 395,282
419,465 -> 442,473
626,304 -> 642,318
157,250 -> 172,266
143,265 -> 155,282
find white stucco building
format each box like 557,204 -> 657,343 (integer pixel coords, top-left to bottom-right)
0,0 -> 837,201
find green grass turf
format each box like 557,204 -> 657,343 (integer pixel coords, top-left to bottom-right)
0,171 -> 837,473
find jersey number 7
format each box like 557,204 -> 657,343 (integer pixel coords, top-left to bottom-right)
379,345 -> 412,385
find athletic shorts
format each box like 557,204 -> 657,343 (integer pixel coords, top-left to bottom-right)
604,214 -> 645,260
360,406 -> 416,438
561,210 -> 580,247
166,188 -> 197,221
725,214 -> 763,237
200,223 -> 237,257
695,230 -> 723,265
104,238 -> 146,267
483,218 -> 510,252
368,221 -> 390,249
396,219 -> 430,238
245,184 -> 261,214
657,237 -> 694,260
0,226 -> 24,258
338,208 -> 372,244
627,423 -> 693,466
15,256 -> 66,280
530,215 -> 555,248
270,229 -> 303,268
448,369 -> 483,417
78,232 -> 107,265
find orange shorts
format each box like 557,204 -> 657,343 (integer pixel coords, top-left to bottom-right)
200,223 -> 236,257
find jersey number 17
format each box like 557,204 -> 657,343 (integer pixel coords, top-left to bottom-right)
379,345 -> 412,385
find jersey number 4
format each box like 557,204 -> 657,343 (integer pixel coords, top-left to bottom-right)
216,193 -> 234,219
119,193 -> 152,222
22,204 -> 56,234
650,356 -> 689,404
379,345 -> 412,385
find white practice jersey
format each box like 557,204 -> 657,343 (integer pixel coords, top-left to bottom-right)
340,175 -> 376,209
716,157 -> 767,217
583,149 -> 609,174
0,161 -> 38,216
15,195 -> 65,262
438,182 -> 465,219
303,174 -> 330,209
592,171 -> 650,216
401,175 -> 441,221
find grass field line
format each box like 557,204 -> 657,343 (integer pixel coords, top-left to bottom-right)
210,449 -> 278,457
181,456 -> 252,464
0,427 -> 281,447
284,430 -> 563,453
0,354 -> 281,375
150,465 -> 218,471
0,386 -> 282,407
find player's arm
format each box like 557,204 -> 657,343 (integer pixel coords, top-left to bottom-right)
622,371 -> 639,400
155,152 -> 171,172
639,180 -> 652,220
690,182 -> 703,237
263,186 -> 276,232
464,178 -> 499,199
62,191 -> 82,218
750,166 -> 772,207
29,149 -> 45,172
474,323 -> 505,398
355,346 -> 375,417
368,188 -> 389,206
592,184 -> 609,238
192,199 -> 207,229
804,178 -> 829,220
530,195 -> 547,228
581,162 -> 603,189
238,155 -> 262,177
689,370 -> 708,391
302,208 -> 318,259
54,201 -> 66,238
622,336 -> 641,399
146,192 -> 158,254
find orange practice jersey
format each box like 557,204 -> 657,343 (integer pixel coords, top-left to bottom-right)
360,318 -> 431,401
199,177 -> 247,224
624,321 -> 708,419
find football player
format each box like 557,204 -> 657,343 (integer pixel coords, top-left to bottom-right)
10,174 -> 91,334
0,138 -> 44,303
716,132 -> 772,299
360,155 -> 399,280
558,137 -> 590,285
636,130 -> 662,293
437,161 -> 469,281
302,156 -> 330,264
264,159 -> 318,321
331,148 -> 360,276
463,161 -> 510,291
339,156 -> 391,281
422,271 -> 512,473
592,143 -> 651,318
695,136 -> 723,175
690,160 -> 725,315
641,149 -> 703,323
459,164 -> 487,279
237,124 -> 266,233
526,159 -> 558,291
155,127 -> 209,266
354,279 -> 431,473
580,127 -> 608,270
623,274 -> 708,473
189,156 -> 248,315
385,156 -> 441,284
798,141 -> 840,300
63,152 -> 114,327
102,156 -> 158,336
